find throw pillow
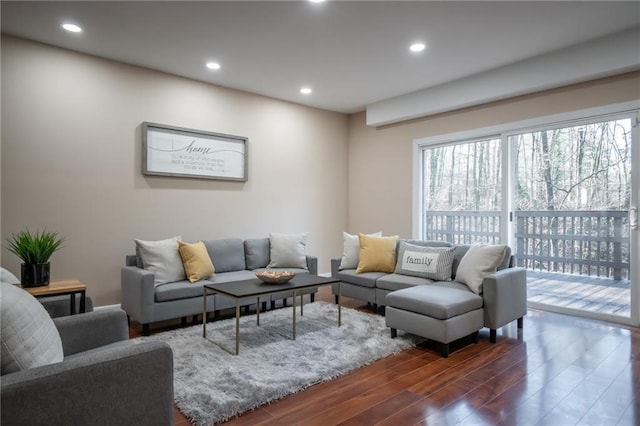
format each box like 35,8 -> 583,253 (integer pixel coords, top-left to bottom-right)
134,236 -> 186,285
1,282 -> 64,375
0,267 -> 20,285
356,234 -> 399,273
178,241 -> 215,283
455,243 -> 508,294
268,232 -> 308,269
339,231 -> 382,270
395,243 -> 455,281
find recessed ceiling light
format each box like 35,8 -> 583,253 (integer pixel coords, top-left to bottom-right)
309,0 -> 326,3
300,87 -> 312,95
61,23 -> 82,33
206,62 -> 221,70
409,43 -> 426,53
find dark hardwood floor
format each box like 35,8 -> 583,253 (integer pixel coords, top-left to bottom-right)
131,287 -> 639,426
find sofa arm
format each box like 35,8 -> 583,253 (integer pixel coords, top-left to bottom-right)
1,341 -> 174,426
53,309 -> 129,356
482,267 -> 527,329
306,255 -> 318,275
331,257 -> 341,278
121,266 -> 156,323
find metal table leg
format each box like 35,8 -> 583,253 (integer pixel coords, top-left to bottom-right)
256,297 -> 260,326
338,282 -> 342,326
202,287 -> 207,338
235,299 -> 240,355
292,290 -> 297,340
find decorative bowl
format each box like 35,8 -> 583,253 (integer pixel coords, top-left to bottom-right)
255,270 -> 294,284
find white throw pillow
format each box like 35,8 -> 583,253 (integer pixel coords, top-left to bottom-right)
134,236 -> 186,285
455,243 -> 507,294
268,232 -> 308,269
0,267 -> 20,285
339,231 -> 382,270
1,282 -> 64,375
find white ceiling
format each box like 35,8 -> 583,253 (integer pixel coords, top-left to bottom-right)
2,1 -> 639,114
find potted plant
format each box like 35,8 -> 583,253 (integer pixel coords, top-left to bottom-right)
5,229 -> 64,287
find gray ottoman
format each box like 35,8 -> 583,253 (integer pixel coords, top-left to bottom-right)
385,285 -> 484,357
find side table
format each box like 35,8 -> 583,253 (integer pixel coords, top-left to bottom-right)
22,279 -> 87,315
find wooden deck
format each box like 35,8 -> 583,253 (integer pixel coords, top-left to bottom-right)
527,270 -> 631,317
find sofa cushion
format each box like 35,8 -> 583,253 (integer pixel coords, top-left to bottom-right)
134,236 -> 186,285
455,243 -> 508,294
395,243 -> 455,281
178,240 -> 215,283
376,273 -> 433,292
356,234 -> 398,273
268,232 -> 308,269
154,270 -> 257,302
386,285 -> 483,320
1,283 -> 64,374
203,239 -> 246,273
339,231 -> 381,270
244,238 -> 270,270
336,270 -> 385,288
430,280 -> 475,293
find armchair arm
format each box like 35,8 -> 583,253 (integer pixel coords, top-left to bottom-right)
331,257 -> 341,278
306,255 -> 318,275
482,267 -> 527,329
121,266 -> 156,323
53,308 -> 129,356
1,341 -> 173,426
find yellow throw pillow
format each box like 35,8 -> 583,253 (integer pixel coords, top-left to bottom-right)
356,234 -> 399,273
177,241 -> 215,283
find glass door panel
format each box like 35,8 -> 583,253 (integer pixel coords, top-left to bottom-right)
511,118 -> 633,319
421,138 -> 503,243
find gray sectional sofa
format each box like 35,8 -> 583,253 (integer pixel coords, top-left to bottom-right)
331,240 -> 527,344
121,237 -> 317,335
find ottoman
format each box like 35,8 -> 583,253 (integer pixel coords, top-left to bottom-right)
385,285 -> 484,357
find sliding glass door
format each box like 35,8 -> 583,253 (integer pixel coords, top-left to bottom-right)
511,117 -> 634,321
416,106 -> 639,326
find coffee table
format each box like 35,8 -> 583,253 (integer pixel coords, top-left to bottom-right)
203,274 -> 340,355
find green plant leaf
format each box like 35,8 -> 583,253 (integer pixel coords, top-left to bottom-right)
5,228 -> 64,264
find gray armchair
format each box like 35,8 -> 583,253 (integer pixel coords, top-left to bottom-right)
1,308 -> 174,426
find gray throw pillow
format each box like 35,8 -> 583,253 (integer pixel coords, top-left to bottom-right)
268,232 -> 308,269
1,283 -> 64,374
394,242 -> 455,281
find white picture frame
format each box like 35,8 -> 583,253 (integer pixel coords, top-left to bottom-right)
142,122 -> 248,181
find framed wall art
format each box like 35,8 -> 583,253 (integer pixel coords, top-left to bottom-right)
142,122 -> 248,181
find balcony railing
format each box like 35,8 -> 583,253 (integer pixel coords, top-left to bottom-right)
423,210 -> 629,280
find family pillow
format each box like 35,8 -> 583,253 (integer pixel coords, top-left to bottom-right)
395,242 -> 455,281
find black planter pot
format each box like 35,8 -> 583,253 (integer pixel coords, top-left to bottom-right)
21,262 -> 51,287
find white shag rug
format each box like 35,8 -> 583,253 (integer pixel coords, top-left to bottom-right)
136,301 -> 421,425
